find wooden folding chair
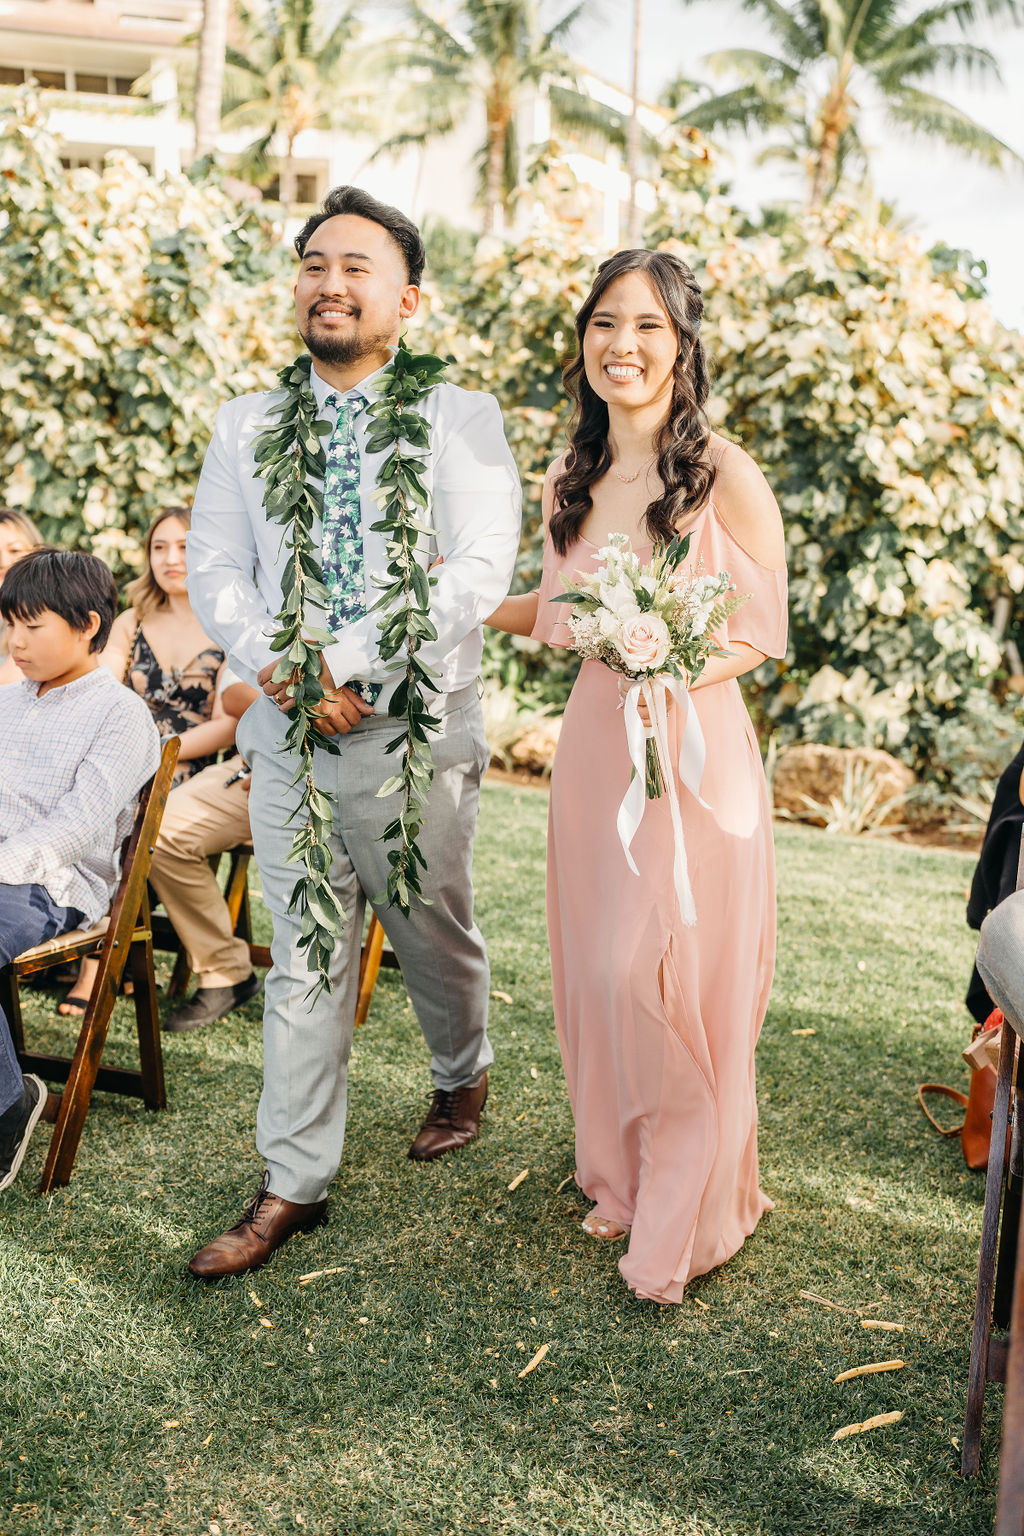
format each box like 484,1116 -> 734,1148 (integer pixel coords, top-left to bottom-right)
963,827 -> 1024,1485
962,1017 -> 1022,1479
157,842 -> 390,1028
162,844 -> 270,998
0,737 -> 179,1192
995,1204 -> 1024,1533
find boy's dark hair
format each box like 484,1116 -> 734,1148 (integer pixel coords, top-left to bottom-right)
0,547 -> 118,652
294,186 -> 426,286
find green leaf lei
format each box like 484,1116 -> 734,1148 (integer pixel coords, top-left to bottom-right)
252,341 -> 447,999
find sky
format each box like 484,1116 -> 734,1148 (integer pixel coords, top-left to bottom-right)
560,0 -> 1024,327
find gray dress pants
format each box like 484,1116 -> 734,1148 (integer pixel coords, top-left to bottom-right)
237,688 -> 493,1204
977,888 -> 1024,1030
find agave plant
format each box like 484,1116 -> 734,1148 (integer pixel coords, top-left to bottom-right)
784,758 -> 915,836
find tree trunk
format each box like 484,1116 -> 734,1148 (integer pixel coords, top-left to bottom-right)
626,0 -> 643,246
483,106 -> 509,235
193,0 -> 230,161
808,77 -> 849,209
280,140 -> 298,220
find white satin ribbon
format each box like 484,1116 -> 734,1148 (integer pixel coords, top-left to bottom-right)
616,675 -> 708,925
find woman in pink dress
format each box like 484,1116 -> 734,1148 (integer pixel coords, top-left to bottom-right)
489,249 -> 788,1304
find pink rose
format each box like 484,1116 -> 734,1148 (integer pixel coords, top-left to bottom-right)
614,612 -> 671,672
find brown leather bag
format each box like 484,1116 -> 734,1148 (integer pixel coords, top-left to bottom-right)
919,1011 -> 1000,1171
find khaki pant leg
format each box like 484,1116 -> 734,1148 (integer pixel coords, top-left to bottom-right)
149,758 -> 255,989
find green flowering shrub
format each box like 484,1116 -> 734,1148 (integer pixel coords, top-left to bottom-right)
0,94 -> 293,573
426,175 -> 1024,786
650,203 -> 1024,781
5,88 -> 1024,792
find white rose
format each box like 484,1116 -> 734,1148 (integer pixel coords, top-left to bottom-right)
599,578 -> 641,618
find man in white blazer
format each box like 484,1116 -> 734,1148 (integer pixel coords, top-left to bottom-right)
185,186 -> 521,1278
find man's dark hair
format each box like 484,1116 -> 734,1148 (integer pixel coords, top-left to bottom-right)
0,547 -> 118,652
294,186 -> 426,286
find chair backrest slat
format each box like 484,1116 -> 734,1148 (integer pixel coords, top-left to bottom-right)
90,737 -> 180,980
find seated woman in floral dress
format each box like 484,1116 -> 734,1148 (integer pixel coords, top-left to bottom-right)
60,506 -> 237,1016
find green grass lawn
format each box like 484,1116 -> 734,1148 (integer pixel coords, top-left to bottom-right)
0,786 -> 999,1536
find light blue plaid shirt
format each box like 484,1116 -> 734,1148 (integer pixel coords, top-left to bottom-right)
0,667 -> 160,924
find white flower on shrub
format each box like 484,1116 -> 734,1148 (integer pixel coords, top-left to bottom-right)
877,585 -> 906,618
802,665 -> 846,705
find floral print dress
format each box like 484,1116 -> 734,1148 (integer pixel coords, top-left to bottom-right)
125,626 -> 224,787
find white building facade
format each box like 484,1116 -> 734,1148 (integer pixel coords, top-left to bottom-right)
0,0 -> 668,243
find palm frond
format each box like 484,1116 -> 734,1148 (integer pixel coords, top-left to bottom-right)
884,84 -> 1024,168
739,0 -> 820,62
548,83 -> 629,151
543,0 -> 592,47
871,0 -> 1022,43
872,38 -> 1000,87
678,84 -> 797,137
660,72 -> 708,112
702,47 -> 802,84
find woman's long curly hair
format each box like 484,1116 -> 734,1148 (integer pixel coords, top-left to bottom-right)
550,249 -> 714,556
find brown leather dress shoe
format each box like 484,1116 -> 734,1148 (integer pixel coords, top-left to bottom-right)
408,1072 -> 488,1161
188,1173 -> 327,1279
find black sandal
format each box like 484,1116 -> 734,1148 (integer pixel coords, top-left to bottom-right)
57,994 -> 90,1018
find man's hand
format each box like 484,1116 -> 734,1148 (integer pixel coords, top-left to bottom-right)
257,654 -> 374,737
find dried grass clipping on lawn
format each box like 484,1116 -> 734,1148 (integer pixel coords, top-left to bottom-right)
834,1359 -> 904,1382
832,1410 -> 903,1441
518,1343 -> 550,1378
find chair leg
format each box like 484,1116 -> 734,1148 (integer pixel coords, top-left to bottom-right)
995,1068 -> 1024,1331
355,915 -> 386,1029
225,852 -> 252,941
0,967 -> 25,1056
167,948 -> 192,999
38,976 -> 119,1193
964,1024 -> 1018,1476
996,1187 -> 1024,1534
129,927 -> 165,1113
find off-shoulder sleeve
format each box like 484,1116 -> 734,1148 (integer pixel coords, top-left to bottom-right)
529,536 -> 582,649
707,510 -> 789,660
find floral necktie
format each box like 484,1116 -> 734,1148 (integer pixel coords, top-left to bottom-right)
321,392 -> 379,706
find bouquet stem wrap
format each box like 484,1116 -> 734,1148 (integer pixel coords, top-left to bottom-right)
617,677 -> 707,925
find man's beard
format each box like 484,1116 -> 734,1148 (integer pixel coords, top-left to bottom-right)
300,310 -> 393,368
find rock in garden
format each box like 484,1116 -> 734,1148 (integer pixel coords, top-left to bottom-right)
509,718 -> 562,774
772,744 -> 915,824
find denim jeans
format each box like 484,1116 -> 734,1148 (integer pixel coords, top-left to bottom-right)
0,883 -> 82,1115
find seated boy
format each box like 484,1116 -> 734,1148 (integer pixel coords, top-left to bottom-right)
0,548 -> 160,1192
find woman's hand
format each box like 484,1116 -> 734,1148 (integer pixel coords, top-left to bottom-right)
618,674 -> 675,730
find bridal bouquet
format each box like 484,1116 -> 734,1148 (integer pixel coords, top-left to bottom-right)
551,531 -> 748,923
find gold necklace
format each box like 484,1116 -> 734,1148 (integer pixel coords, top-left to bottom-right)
610,452 -> 656,485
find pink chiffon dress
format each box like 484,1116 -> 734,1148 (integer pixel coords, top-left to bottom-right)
531,495 -> 788,1304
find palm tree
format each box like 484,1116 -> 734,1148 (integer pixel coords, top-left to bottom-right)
669,0 -> 1024,208
193,0 -> 231,160
626,0 -> 643,244
378,0 -> 614,234
221,0 -> 368,215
